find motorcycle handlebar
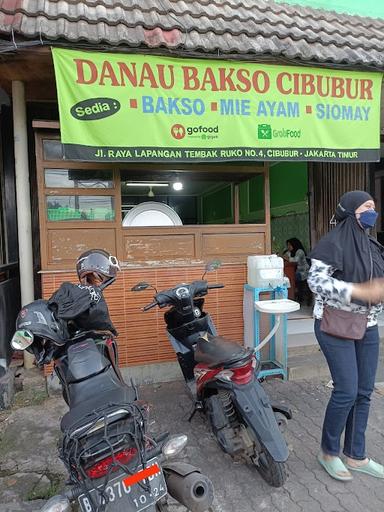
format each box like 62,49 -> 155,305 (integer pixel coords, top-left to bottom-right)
142,282 -> 224,310
143,302 -> 158,311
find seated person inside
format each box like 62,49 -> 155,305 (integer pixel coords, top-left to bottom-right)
283,238 -> 311,305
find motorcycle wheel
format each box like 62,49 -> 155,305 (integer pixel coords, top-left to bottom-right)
253,442 -> 287,488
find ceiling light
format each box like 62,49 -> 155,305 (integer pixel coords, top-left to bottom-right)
172,180 -> 183,191
148,186 -> 155,198
125,182 -> 168,187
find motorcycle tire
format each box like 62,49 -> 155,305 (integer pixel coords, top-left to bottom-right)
253,442 -> 287,488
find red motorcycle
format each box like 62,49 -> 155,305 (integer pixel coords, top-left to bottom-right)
133,262 -> 292,488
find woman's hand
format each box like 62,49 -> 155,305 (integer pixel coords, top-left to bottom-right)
352,278 -> 384,304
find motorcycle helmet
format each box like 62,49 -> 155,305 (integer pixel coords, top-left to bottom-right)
14,300 -> 69,365
76,249 -> 120,288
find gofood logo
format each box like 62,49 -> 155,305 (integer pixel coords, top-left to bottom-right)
71,97 -> 121,121
171,124 -> 186,140
171,124 -> 219,140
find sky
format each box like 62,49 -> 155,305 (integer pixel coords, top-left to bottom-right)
275,0 -> 384,19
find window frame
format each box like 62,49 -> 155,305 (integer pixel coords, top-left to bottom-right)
35,129 -> 271,269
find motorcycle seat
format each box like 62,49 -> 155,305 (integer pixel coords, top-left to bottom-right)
60,383 -> 136,433
194,335 -> 253,368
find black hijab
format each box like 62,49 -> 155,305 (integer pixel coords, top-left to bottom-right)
309,190 -> 384,284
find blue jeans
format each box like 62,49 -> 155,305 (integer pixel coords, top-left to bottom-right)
314,319 -> 379,460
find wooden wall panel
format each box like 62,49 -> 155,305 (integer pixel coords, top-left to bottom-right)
202,232 -> 265,257
124,233 -> 196,262
46,228 -> 117,267
41,264 -> 247,372
41,225 -> 268,268
122,226 -> 267,264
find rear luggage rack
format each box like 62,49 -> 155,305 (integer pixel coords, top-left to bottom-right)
60,402 -> 148,485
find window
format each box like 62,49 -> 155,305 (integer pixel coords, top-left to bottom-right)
120,176 -> 232,225
120,170 -> 266,226
45,169 -> 113,189
43,139 -> 64,160
39,136 -> 117,225
46,195 -> 115,222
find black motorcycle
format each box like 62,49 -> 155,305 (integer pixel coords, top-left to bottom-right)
133,262 -> 292,488
11,299 -> 214,512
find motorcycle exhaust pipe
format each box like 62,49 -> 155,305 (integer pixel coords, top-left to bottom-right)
164,466 -> 214,512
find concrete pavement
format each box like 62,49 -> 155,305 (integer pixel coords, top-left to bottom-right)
1,370 -> 384,512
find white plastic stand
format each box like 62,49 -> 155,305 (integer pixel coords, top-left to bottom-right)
243,285 -> 300,380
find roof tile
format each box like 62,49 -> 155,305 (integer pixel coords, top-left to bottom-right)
0,0 -> 383,68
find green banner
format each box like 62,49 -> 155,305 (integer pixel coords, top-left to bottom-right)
52,48 -> 383,163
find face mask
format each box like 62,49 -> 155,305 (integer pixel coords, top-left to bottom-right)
358,209 -> 378,229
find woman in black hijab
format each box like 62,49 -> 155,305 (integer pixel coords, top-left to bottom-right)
308,190 -> 384,481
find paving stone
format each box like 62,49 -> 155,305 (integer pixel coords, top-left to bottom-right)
2,374 -> 384,511
306,482 -> 344,511
333,493 -> 367,512
271,492 -> 303,512
283,480 -> 311,503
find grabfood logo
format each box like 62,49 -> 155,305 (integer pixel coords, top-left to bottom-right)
258,124 -> 272,140
171,124 -> 219,140
71,98 -> 120,121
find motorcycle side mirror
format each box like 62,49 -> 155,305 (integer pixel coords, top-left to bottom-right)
131,282 -> 150,292
202,259 -> 222,279
11,329 -> 34,350
205,259 -> 221,272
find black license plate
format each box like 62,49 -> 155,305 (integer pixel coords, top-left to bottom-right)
78,458 -> 167,512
